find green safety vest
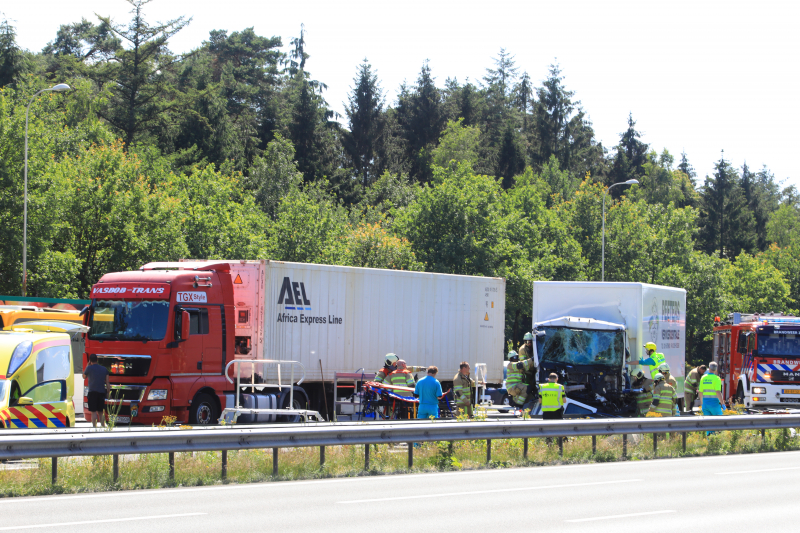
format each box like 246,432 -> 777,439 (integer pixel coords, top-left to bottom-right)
698,373 -> 722,399
539,382 -> 565,412
649,352 -> 666,378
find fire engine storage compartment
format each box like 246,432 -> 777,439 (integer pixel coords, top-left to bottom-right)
532,281 -> 686,416
192,260 -> 507,416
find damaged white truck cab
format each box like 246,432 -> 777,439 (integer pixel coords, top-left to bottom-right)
531,282 -> 687,417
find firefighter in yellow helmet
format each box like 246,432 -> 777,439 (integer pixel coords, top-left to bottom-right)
649,372 -> 677,417
506,351 -> 535,407
374,353 -> 398,384
631,369 -> 654,417
640,342 -> 666,379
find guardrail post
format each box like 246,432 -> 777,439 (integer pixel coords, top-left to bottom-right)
168,452 -> 175,480
523,438 -> 529,460
364,444 -> 370,470
221,450 -> 227,480
653,433 -> 657,456
558,437 -> 563,457
320,446 -> 325,468
51,457 -> 57,484
592,435 -> 596,455
408,442 -> 413,469
761,429 -> 765,444
272,448 -> 278,477
486,439 -> 492,463
682,432 -> 687,453
622,434 -> 627,459
113,454 -> 119,482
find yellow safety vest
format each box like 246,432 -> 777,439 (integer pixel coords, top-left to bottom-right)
698,373 -> 722,399
539,382 -> 565,412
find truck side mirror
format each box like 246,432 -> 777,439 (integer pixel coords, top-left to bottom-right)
181,310 -> 190,340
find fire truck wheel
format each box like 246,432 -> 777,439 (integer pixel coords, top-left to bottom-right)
736,383 -> 745,404
190,393 -> 219,425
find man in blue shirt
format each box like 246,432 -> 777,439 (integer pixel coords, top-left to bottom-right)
414,366 -> 448,419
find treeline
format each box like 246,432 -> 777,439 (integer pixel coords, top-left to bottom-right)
1,1 -> 800,365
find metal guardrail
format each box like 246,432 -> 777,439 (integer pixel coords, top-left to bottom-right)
3,415 -> 800,484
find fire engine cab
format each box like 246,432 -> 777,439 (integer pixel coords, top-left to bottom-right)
713,312 -> 800,408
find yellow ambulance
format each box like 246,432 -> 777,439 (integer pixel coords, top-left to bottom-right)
0,324 -> 79,428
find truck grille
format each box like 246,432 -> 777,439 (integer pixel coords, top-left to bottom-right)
108,386 -> 146,402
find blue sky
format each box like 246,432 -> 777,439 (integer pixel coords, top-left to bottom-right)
6,0 -> 799,190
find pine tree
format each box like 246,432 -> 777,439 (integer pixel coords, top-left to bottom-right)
698,152 -> 756,258
92,0 -> 191,148
609,113 -> 649,188
0,16 -> 24,87
344,59 -> 384,187
677,150 -> 696,182
741,163 -> 781,251
396,61 -> 445,183
513,71 -> 534,135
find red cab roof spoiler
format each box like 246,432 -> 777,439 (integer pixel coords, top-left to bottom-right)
140,262 -> 231,272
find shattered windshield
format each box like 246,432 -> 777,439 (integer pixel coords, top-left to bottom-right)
536,327 -> 625,367
88,300 -> 170,341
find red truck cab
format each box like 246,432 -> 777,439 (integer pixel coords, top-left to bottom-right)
83,262 -> 235,424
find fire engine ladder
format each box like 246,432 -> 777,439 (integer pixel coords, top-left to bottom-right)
220,359 -> 324,424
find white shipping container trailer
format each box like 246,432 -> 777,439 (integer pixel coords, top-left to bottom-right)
532,281 -> 687,396
192,260 -> 506,409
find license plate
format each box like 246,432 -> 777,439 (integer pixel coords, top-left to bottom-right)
783,389 -> 800,394
112,416 -> 130,424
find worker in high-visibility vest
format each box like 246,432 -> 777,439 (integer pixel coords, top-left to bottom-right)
683,365 -> 706,412
518,332 -> 534,360
506,351 -> 535,407
632,370 -> 654,417
649,373 -> 677,416
374,353 -> 398,383
641,342 -> 666,379
452,361 -> 474,418
698,361 -> 725,416
385,360 -> 416,397
539,373 -> 566,419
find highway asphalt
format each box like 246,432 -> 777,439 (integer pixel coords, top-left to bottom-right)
0,449 -> 798,532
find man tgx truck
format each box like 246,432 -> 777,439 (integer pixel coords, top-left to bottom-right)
530,281 -> 686,416
713,312 -> 800,408
83,260 -> 506,425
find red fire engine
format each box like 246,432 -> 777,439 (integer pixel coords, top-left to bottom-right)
713,312 -> 800,408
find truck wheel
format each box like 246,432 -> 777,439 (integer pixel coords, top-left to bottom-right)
190,393 -> 219,425
736,383 -> 745,405
280,390 -> 308,423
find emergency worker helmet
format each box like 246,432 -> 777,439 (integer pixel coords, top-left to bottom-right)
653,372 -> 664,381
635,370 -> 645,380
508,350 -> 519,362
384,353 -> 399,366
644,342 -> 657,353
658,363 -> 670,373
523,332 -> 533,341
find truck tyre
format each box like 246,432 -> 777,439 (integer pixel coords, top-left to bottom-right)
279,389 -> 308,423
189,393 -> 219,425
736,383 -> 745,405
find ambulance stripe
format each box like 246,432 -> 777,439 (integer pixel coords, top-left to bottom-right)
10,419 -> 25,428
48,418 -> 65,428
27,406 -> 50,427
8,408 -> 28,427
42,404 -> 67,426
29,418 -> 46,428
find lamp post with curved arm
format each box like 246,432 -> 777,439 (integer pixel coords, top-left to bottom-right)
22,83 -> 71,296
602,179 -> 639,282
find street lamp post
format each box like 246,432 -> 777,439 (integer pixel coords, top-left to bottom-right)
22,83 -> 71,296
602,179 -> 639,282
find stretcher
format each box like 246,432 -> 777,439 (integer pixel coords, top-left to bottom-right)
361,382 -> 457,420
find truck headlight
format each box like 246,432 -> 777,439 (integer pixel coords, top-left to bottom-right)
147,389 -> 168,401
752,387 -> 767,394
